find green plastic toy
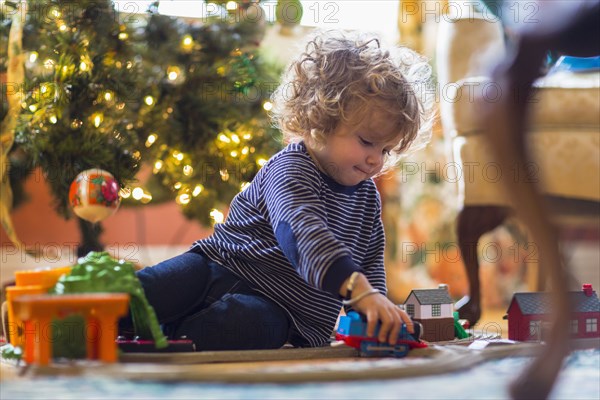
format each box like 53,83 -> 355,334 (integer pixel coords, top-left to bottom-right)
50,251 -> 167,355
454,311 -> 470,340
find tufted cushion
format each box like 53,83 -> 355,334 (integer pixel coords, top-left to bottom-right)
531,72 -> 600,129
454,131 -> 600,206
438,13 -> 600,208
452,73 -> 600,135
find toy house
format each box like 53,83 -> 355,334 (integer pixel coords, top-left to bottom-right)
404,284 -> 455,342
505,284 -> 600,341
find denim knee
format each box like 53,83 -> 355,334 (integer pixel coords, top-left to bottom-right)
171,293 -> 290,351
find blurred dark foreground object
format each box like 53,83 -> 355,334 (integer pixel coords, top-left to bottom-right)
477,1 -> 600,399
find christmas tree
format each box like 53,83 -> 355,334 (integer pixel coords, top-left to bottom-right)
15,0 -> 143,217
2,0 -> 283,250
131,1 -> 282,225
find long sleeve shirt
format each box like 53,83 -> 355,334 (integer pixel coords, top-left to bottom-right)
191,142 -> 387,347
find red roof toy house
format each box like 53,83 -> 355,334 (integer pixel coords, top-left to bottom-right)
404,284 -> 455,342
505,284 -> 600,341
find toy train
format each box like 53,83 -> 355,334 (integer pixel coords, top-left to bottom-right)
336,311 -> 427,357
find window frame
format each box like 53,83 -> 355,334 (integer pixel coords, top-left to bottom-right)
586,318 -> 598,333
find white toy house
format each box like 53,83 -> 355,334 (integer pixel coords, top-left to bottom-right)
404,284 -> 455,342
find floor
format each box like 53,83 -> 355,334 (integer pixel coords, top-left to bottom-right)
1,347 -> 598,399
1,245 -> 598,400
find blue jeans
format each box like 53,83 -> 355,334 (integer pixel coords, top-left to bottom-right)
131,251 -> 290,351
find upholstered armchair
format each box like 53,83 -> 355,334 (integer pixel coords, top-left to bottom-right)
436,12 -> 600,324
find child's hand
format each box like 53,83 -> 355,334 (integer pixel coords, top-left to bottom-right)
342,273 -> 413,345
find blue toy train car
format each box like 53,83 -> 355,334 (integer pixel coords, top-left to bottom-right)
336,311 -> 427,357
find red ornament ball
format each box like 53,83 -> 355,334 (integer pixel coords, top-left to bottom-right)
68,169 -> 121,223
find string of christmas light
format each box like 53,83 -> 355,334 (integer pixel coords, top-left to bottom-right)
11,0 -> 283,227
122,2 -> 282,225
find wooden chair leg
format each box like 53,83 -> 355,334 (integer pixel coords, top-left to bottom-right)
456,205 -> 512,325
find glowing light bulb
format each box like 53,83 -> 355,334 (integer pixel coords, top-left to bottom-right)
210,209 -> 225,224
153,160 -> 163,172
119,188 -> 131,198
92,113 -> 103,127
218,134 -> 231,143
141,192 -> 152,204
183,165 -> 193,176
118,32 -> 128,40
263,101 -> 273,111
104,91 -> 113,101
192,185 -> 204,197
79,61 -> 88,71
132,187 -> 144,200
177,193 -> 191,205
144,96 -> 154,106
220,169 -> 230,181
257,158 -> 267,167
49,115 -> 58,124
182,35 -> 193,47
226,1 -> 238,10
167,66 -> 180,81
174,182 -> 182,190
29,52 -> 38,63
145,133 -> 157,147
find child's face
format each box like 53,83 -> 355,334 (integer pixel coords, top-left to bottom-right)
309,109 -> 402,186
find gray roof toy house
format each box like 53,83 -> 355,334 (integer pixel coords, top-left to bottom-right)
407,288 -> 453,305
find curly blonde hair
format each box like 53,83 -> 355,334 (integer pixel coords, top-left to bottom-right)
270,30 -> 435,173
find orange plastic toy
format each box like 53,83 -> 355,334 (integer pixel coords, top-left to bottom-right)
12,293 -> 129,365
14,267 -> 73,287
6,267 -> 72,346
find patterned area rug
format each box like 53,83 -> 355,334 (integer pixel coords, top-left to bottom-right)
1,344 -> 599,399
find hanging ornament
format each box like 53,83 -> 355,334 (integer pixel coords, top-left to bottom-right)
68,169 -> 121,223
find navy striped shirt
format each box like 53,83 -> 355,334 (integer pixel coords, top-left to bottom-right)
191,142 -> 387,347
